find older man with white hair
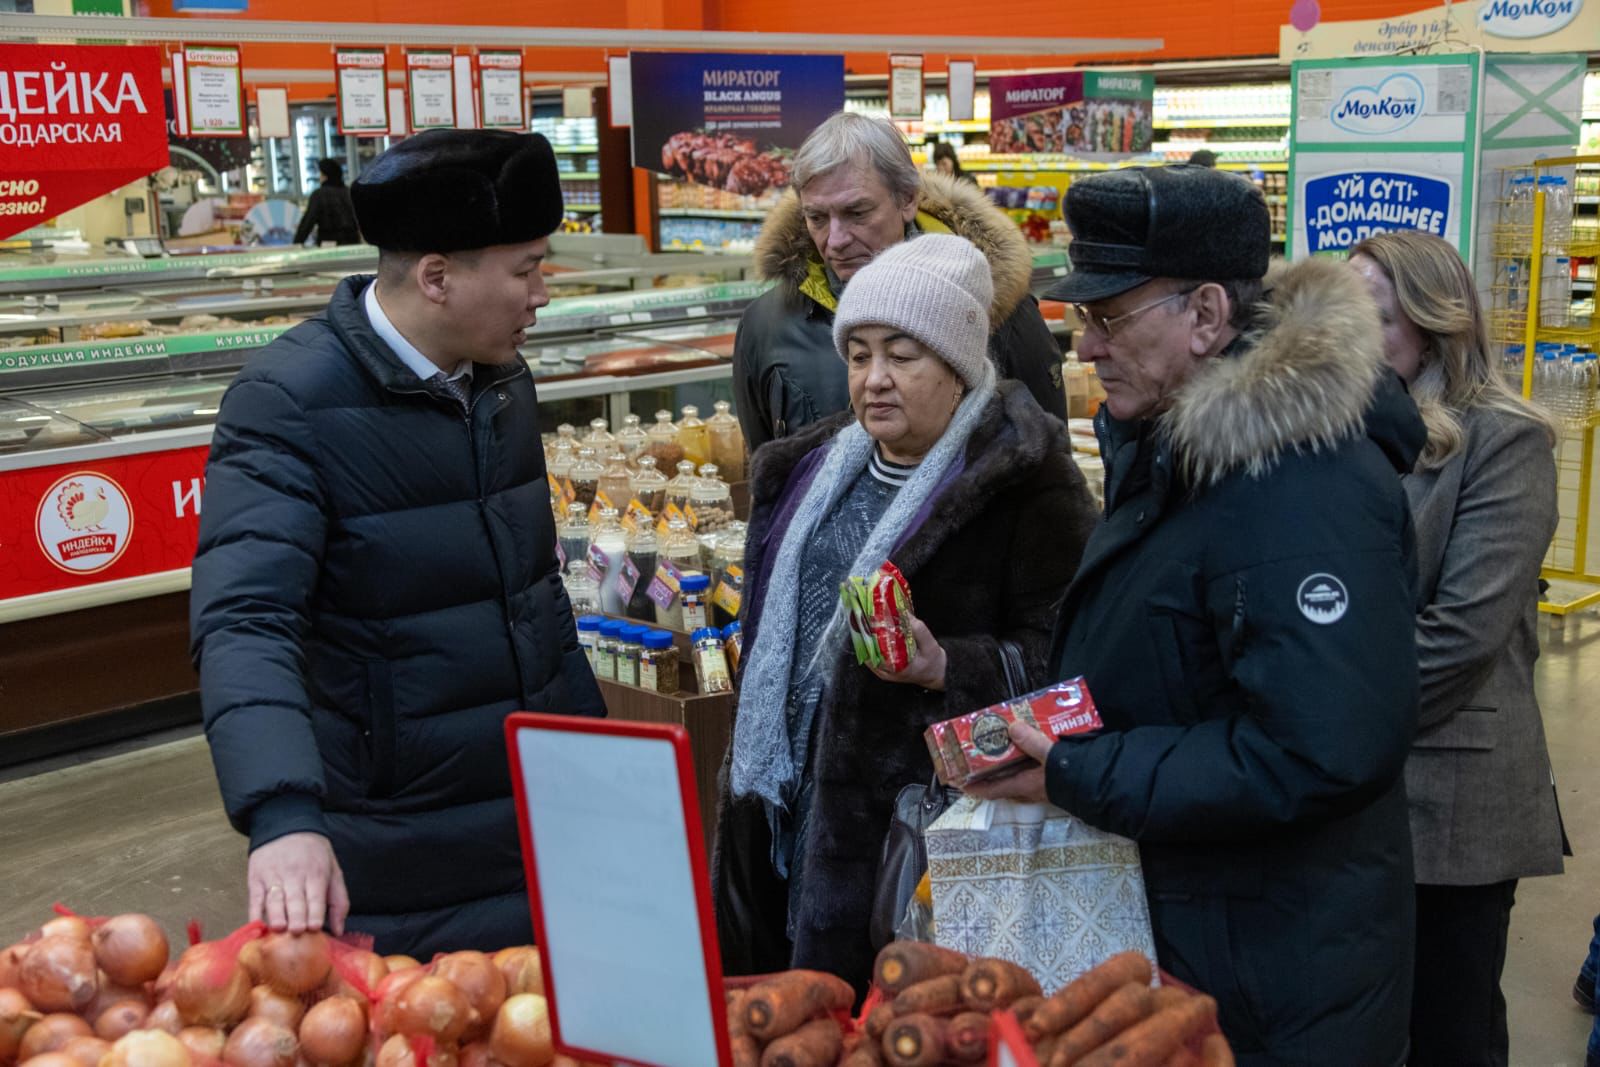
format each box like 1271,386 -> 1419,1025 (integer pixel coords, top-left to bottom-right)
732,111 -> 1067,449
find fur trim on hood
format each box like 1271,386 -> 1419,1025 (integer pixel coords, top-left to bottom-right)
1164,256 -> 1386,486
754,171 -> 1034,323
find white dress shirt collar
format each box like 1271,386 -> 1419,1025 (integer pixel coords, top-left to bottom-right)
363,280 -> 472,384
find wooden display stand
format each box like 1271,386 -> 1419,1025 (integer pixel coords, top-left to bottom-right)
594,620 -> 734,852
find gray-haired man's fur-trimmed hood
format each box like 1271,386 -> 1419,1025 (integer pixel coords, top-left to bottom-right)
1163,256 -> 1387,485
754,171 -> 1033,324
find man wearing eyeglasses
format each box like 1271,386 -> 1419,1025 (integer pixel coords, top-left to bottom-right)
968,165 -> 1427,1067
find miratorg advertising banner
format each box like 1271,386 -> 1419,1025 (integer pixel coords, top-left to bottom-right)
629,52 -> 844,198
988,71 -> 1154,159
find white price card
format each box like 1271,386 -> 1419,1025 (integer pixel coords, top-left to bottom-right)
506,714 -> 731,1067
183,45 -> 244,137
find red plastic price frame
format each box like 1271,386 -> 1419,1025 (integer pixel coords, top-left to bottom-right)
505,712 -> 733,1067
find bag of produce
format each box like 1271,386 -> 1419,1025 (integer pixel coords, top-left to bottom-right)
840,562 -> 918,673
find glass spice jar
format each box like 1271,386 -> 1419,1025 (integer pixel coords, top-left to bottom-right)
639,629 -> 681,695
582,417 -> 615,452
597,450 -> 633,513
646,409 -> 679,450
589,506 -> 629,617
722,621 -> 743,675
615,413 -> 648,467
706,400 -> 747,483
563,560 -> 599,615
595,619 -> 625,682
688,463 -> 735,534
629,455 -> 669,517
677,405 -> 710,467
692,627 -> 734,694
576,615 -> 602,670
615,624 -> 646,687
557,501 -> 591,569
568,446 -> 605,509
654,515 -> 703,630
624,522 -> 659,622
665,460 -> 700,515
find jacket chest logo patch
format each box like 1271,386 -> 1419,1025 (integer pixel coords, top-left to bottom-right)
1297,573 -> 1349,625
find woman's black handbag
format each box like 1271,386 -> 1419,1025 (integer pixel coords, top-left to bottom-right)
868,640 -> 1029,950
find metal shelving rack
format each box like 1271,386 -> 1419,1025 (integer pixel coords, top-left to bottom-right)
1501,155 -> 1600,615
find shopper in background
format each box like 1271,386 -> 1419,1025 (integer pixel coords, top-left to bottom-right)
970,165 -> 1426,1066
292,158 -> 360,246
930,140 -> 979,187
1186,148 -> 1218,168
1349,230 -> 1564,1067
714,234 -> 1095,993
191,130 -> 604,957
732,110 -> 1066,451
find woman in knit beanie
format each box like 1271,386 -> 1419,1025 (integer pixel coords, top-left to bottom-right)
713,233 -> 1100,992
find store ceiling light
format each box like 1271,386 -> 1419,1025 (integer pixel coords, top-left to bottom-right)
0,14 -> 1162,57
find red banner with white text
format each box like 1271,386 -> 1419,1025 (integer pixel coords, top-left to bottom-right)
0,45 -> 171,241
0,446 -> 209,601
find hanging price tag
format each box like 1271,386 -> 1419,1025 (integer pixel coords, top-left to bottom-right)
647,559 -> 685,612
713,564 -> 744,618
587,489 -> 615,525
684,503 -> 700,531
555,538 -> 567,569
625,498 -> 655,531
617,555 -> 643,603
586,543 -> 610,585
655,501 -> 688,536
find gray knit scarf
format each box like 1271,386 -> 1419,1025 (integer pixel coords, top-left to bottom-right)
730,378 -> 997,809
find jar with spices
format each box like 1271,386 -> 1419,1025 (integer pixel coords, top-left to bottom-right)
576,615 -> 602,669
615,413 -> 648,466
563,560 -> 599,615
548,438 -> 575,485
677,405 -> 711,467
615,624 -> 646,686
582,417 -> 615,452
679,573 -> 712,634
723,621 -> 743,675
692,627 -> 734,694
639,630 -> 681,695
623,521 -> 658,621
706,400 -> 747,482
711,522 -> 747,628
589,506 -> 628,617
653,517 -> 702,630
688,463 -> 735,533
646,409 -> 679,451
555,423 -> 578,447
594,619 -> 624,682
665,460 -> 700,516
597,450 -> 632,514
557,501 -> 590,569
568,447 -> 604,509
630,455 -> 669,517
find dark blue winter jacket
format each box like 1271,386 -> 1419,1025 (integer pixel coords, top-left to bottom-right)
191,274 -> 603,956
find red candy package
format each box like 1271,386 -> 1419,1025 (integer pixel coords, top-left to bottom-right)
841,562 -> 919,673
926,676 -> 1103,787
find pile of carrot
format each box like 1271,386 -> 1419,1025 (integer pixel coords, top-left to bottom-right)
724,947 -> 1233,1067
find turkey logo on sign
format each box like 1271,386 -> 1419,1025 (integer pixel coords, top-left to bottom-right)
35,472 -> 134,575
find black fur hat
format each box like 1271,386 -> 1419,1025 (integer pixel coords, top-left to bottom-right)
351,129 -> 564,253
1044,164 -> 1269,304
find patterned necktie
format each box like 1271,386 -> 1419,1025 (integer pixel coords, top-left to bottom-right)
430,371 -> 470,411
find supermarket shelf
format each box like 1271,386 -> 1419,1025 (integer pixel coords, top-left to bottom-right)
1265,195 -> 1287,204
1536,325 -> 1600,345
1569,241 -> 1600,258
566,205 -> 602,214
559,173 -> 600,181
922,120 -> 990,134
955,158 -> 1288,173
660,208 -> 768,220
1271,233 -> 1287,243
552,145 -> 599,154
1155,117 -> 1290,129
1578,196 -> 1600,205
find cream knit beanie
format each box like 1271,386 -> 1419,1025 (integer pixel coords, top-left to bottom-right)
832,233 -> 996,392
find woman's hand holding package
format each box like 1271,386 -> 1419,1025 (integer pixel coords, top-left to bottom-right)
868,615 -> 947,691
965,720 -> 1054,803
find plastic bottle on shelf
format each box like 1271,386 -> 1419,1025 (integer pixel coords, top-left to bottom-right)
1508,176 -> 1535,251
589,506 -> 629,616
1504,343 -> 1526,387
1533,348 -> 1559,411
677,405 -> 711,468
1542,176 -> 1572,252
1542,256 -> 1572,329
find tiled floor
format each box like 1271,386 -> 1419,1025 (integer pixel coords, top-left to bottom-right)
1,615 -> 1598,1065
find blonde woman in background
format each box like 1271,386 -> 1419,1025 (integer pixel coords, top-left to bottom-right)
1350,230 -> 1565,1067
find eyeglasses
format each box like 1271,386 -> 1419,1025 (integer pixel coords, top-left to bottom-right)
1073,286 -> 1199,341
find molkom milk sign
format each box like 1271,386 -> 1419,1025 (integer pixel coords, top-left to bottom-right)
1288,54 -> 1480,259
1281,0 -> 1597,60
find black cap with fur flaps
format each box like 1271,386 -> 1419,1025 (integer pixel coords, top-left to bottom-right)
351,129 -> 564,253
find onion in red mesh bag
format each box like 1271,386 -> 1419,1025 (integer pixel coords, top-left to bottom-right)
60,1034 -> 112,1067
370,970 -> 426,1038
297,997 -> 366,1067
0,946 -> 28,989
489,950 -> 542,1000
375,1035 -> 454,1067
0,987 -> 40,1063
92,917 -> 169,988
19,1015 -> 92,1061
256,937 -> 329,999
172,924 -> 264,1028
104,1029 -> 192,1067
389,979 -> 469,1045
430,956 -> 503,1042
319,942 -> 384,1005
488,996 -> 552,1067
20,938 -> 97,1014
144,1003 -> 182,1037
176,1027 -> 226,1065
94,1001 -> 150,1042
223,1018 -> 297,1067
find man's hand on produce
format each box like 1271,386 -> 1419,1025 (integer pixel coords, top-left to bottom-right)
247,832 -> 350,936
965,721 -> 1054,803
870,616 -> 947,691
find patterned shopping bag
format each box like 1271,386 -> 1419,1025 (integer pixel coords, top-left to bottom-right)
926,796 -> 1157,995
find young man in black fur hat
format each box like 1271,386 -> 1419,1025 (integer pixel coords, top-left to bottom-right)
191,130 -> 604,957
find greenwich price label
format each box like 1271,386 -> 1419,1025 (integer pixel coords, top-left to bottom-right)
0,45 -> 169,242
